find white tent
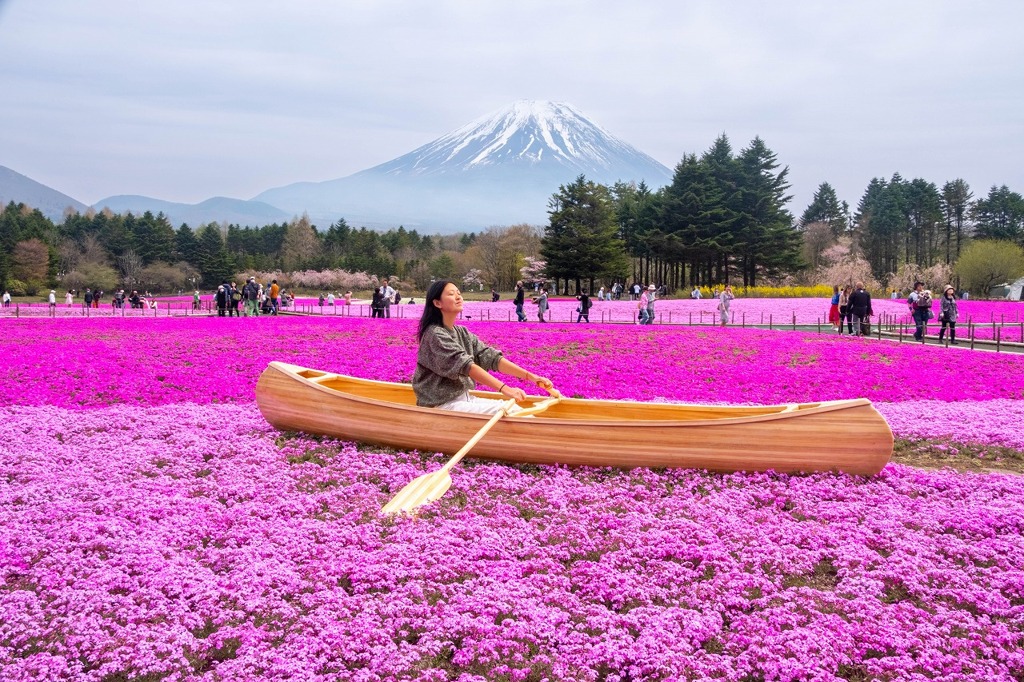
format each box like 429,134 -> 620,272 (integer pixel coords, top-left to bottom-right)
1009,276 -> 1024,301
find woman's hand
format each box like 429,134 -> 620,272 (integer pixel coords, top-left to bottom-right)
498,384 -> 527,402
527,373 -> 553,391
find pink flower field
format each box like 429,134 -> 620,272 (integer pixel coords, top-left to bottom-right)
2,316 -> 1023,681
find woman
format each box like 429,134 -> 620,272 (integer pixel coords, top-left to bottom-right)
718,285 -> 734,326
938,284 -> 959,345
838,285 -> 852,334
413,280 -> 552,414
371,286 -> 385,318
576,289 -> 592,323
637,287 -> 650,324
828,285 -> 840,330
65,291 -> 74,307
533,286 -> 548,323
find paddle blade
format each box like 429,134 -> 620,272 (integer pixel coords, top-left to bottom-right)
381,470 -> 453,514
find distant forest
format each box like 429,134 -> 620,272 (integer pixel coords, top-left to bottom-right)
2,134 -> 1022,296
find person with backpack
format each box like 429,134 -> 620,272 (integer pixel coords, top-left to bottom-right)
938,285 -> 959,345
908,281 -> 931,341
576,289 -> 592,323
848,282 -> 873,336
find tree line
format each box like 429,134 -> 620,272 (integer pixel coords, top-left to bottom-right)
542,134 -> 802,294
3,130 -> 1022,297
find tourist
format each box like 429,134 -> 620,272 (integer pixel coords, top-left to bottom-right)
371,286 -> 386,318
327,292 -> 335,306
193,290 -> 201,311
2,290 -> 10,307
576,289 -> 592,323
215,285 -> 227,317
533,286 -> 548,323
491,288 -> 499,302
718,285 -> 734,326
645,284 -> 657,324
513,280 -> 527,322
381,278 -> 395,318
84,288 -> 93,308
412,280 -> 552,414
691,286 -> 702,300
228,282 -> 241,316
318,293 -> 325,307
65,290 -> 73,306
908,281 -> 929,341
838,285 -> 852,334
938,284 -> 959,345
828,285 -> 841,331
637,286 -> 650,325
269,279 -> 280,315
849,281 -> 873,336
343,291 -> 353,305
597,286 -> 605,301
48,290 -> 56,308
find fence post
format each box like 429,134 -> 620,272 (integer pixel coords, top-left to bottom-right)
768,314 -> 772,330
792,312 -> 796,330
996,327 -> 1001,353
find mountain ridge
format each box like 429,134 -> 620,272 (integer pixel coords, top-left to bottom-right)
0,165 -> 89,222
2,101 -> 672,232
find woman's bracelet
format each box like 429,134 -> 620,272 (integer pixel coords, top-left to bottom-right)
498,383 -> 506,393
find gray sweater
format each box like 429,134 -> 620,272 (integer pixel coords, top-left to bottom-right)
413,324 -> 503,407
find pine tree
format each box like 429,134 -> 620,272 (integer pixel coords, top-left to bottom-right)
972,185 -> 1024,244
800,182 -> 848,235
940,179 -> 972,263
734,137 -> 799,286
541,175 -> 627,293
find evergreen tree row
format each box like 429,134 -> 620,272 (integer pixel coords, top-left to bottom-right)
542,135 -> 802,293
0,203 -> 477,293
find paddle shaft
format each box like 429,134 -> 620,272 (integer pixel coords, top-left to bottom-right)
381,394 -> 562,513
439,398 -> 518,475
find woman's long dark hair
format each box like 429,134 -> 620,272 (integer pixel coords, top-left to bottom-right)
417,279 -> 454,341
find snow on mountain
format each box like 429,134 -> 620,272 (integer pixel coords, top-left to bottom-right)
2,102 -> 674,233
255,101 -> 672,232
364,100 -> 671,183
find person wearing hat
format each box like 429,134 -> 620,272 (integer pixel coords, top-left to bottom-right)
242,277 -> 260,317
48,290 -> 57,308
938,284 -> 959,345
645,284 -> 657,324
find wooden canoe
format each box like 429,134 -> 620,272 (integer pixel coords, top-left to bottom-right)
256,361 -> 894,475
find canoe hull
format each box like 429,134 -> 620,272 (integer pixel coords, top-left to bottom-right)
256,362 -> 893,475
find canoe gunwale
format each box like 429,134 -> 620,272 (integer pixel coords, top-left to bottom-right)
257,362 -> 894,475
265,361 -> 872,428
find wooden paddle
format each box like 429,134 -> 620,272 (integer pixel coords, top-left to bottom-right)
381,392 -> 562,514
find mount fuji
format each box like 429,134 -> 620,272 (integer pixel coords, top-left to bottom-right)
254,101 -> 672,232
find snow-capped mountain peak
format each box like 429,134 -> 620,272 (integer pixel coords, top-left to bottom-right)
253,100 -> 672,231
361,100 -> 670,183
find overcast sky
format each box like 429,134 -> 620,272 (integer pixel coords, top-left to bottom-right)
1,0 -> 1021,219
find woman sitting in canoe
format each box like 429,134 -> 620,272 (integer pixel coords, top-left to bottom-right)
413,280 -> 553,414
